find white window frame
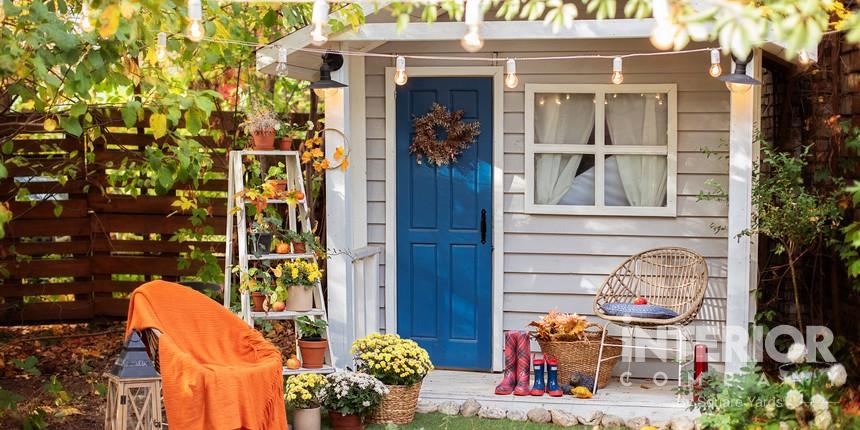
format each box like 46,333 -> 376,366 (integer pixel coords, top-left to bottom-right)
524,83 -> 678,216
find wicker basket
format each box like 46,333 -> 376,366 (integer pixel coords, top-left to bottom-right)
536,324 -> 622,389
367,381 -> 422,424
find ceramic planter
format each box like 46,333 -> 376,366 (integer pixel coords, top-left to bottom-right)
251,292 -> 266,312
293,407 -> 321,430
297,338 -> 328,369
285,285 -> 314,311
250,233 -> 273,255
291,241 -> 307,254
328,411 -> 363,430
251,130 -> 275,150
278,137 -> 294,151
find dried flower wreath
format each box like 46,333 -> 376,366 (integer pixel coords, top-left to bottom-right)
409,103 -> 480,166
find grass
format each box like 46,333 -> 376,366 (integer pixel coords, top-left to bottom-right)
362,413 -> 592,430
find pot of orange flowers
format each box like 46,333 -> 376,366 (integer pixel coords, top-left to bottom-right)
273,259 -> 322,311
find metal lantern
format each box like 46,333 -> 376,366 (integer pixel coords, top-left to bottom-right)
104,331 -> 163,430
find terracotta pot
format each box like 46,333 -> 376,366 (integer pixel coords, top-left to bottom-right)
293,407 -> 321,430
329,411 -> 363,430
251,291 -> 266,312
269,179 -> 288,193
291,241 -> 307,254
298,338 -> 328,369
285,285 -> 314,311
251,130 -> 275,150
278,137 -> 294,151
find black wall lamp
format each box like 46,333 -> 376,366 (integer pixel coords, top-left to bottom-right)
309,52 -> 347,98
717,54 -> 761,94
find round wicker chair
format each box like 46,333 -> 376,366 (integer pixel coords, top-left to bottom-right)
590,247 -> 708,394
593,247 -> 708,326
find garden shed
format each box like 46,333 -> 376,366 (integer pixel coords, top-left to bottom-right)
256,2 -> 807,385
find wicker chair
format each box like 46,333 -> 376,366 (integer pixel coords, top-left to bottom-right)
591,247 -> 708,394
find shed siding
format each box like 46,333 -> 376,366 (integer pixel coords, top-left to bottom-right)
364,39 -> 730,373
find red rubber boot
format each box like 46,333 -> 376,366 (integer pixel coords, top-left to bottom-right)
494,331 -> 517,395
513,331 -> 532,396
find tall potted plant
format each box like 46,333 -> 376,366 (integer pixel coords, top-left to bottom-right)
321,371 -> 388,430
274,259 -> 322,311
241,108 -> 281,150
285,373 -> 327,430
296,316 -> 328,369
351,333 -> 433,424
233,266 -> 272,312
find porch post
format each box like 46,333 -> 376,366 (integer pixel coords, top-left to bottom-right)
325,45 -> 356,368
724,49 -> 762,374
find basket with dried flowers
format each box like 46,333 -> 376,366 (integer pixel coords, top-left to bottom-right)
529,310 -> 621,389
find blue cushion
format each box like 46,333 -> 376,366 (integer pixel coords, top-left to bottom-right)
600,303 -> 679,319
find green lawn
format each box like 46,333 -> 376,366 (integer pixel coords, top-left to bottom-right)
363,412 -> 592,430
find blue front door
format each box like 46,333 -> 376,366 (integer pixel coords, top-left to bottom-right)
396,77 -> 493,370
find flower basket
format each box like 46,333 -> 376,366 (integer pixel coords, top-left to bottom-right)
367,381 -> 422,424
536,323 -> 622,389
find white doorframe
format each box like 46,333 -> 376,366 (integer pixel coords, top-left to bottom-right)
384,66 -> 505,371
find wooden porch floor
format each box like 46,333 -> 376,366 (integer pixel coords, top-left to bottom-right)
418,370 -> 698,423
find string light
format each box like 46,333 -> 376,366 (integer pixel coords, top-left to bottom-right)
504,58 -> 518,88
187,0 -> 204,42
276,47 -> 289,76
310,0 -> 329,46
394,55 -> 408,86
156,32 -> 168,64
611,57 -> 623,84
0,0 -> 6,22
649,0 -> 675,50
798,50 -> 815,65
78,1 -> 94,33
461,0 -> 483,52
708,48 -> 721,78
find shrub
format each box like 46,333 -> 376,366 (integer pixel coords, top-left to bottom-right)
351,333 -> 433,386
320,371 -> 388,416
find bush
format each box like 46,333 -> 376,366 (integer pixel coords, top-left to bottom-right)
351,333 -> 433,386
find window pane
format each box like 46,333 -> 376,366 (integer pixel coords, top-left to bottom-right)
605,155 -> 668,207
534,154 -> 595,205
534,93 -> 595,145
605,93 -> 668,146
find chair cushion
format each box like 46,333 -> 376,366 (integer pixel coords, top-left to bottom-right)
600,303 -> 679,319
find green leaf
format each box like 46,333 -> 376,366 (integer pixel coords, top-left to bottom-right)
121,100 -> 141,128
59,116 -> 83,137
52,202 -> 63,218
150,113 -> 168,139
185,109 -> 202,135
69,102 -> 87,118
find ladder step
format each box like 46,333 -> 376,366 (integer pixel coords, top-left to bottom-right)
250,309 -> 326,319
238,150 -> 301,156
265,198 -> 307,204
248,253 -> 316,261
283,365 -> 336,376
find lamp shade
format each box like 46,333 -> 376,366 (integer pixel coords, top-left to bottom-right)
717,54 -> 761,92
309,53 -> 347,95
109,331 -> 159,379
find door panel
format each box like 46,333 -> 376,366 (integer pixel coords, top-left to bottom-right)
396,77 -> 493,370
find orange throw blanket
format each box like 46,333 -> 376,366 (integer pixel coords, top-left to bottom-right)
125,280 -> 288,430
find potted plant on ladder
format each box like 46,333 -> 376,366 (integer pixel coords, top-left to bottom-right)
234,265 -> 273,312
241,108 -> 281,150
296,316 -> 328,369
274,259 -> 322,311
285,373 -> 327,430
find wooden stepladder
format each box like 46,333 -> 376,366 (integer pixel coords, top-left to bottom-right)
223,150 -> 334,375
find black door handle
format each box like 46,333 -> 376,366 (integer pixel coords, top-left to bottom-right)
480,209 -> 487,244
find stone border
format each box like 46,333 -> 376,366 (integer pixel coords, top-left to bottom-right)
416,398 -> 697,430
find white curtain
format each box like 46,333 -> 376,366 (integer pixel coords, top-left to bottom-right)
534,94 -> 595,205
605,94 -> 668,207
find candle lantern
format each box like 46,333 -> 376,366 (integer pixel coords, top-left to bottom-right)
104,331 -> 163,430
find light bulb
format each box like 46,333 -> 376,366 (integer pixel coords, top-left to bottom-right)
726,82 -> 751,94
650,22 -> 677,51
313,88 -> 338,98
79,2 -> 94,33
611,57 -> 623,85
310,0 -> 329,46
0,0 -> 6,22
504,58 -> 518,88
156,32 -> 168,64
708,48 -> 721,77
461,26 -> 483,52
187,20 -> 204,42
798,50 -> 814,65
394,55 -> 408,86
276,47 -> 289,76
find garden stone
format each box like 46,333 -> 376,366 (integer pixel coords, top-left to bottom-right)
438,401 -> 460,416
626,416 -> 651,429
577,411 -> 604,426
602,414 -> 626,427
460,399 -> 481,417
550,409 -> 579,427
416,399 -> 438,414
527,407 -> 552,423
668,415 -> 694,430
506,409 -> 528,421
478,406 -> 506,420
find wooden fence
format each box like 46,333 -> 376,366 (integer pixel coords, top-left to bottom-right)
0,110 -> 311,324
